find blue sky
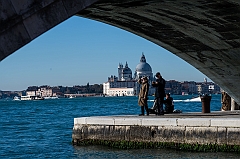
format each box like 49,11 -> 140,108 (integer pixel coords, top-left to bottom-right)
0,16 -> 209,91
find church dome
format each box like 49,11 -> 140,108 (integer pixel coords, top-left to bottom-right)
136,62 -> 152,72
135,54 -> 152,72
123,67 -> 132,74
122,62 -> 132,74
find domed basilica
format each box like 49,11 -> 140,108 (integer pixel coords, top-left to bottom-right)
103,54 -> 154,96
134,54 -> 153,82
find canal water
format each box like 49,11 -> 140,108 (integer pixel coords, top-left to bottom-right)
0,95 -> 239,158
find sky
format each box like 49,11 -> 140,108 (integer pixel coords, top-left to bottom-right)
0,16 -> 209,91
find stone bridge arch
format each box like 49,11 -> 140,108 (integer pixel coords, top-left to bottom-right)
1,0 -> 240,103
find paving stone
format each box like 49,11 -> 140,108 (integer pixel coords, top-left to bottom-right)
178,118 -> 211,127
211,118 -> 240,127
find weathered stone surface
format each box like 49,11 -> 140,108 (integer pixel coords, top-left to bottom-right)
227,128 -> 240,145
114,117 -> 142,125
85,117 -> 114,125
177,118 -> 211,127
0,0 -> 99,60
63,0 -> 98,16
142,118 -> 177,126
129,126 -> 151,142
125,126 -> 131,141
72,124 -> 88,140
217,127 -> 227,145
23,0 -> 69,39
74,117 -> 87,125
72,115 -> 240,146
151,126 -> 185,143
11,0 -> 56,19
185,127 -> 218,144
87,125 -> 105,140
105,125 -> 126,140
211,118 -> 240,127
0,22 -> 30,59
0,1 -> 17,33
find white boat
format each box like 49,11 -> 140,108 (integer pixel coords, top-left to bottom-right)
21,95 -> 32,100
44,96 -> 59,99
13,96 -> 20,101
20,95 -> 44,100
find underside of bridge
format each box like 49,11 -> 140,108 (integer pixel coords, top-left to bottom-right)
0,0 -> 240,103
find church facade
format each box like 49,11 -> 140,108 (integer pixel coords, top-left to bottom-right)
103,54 -> 155,96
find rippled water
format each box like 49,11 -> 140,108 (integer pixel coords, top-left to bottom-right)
0,95 -> 239,158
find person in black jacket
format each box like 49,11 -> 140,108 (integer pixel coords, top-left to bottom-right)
152,72 -> 165,115
164,93 -> 174,113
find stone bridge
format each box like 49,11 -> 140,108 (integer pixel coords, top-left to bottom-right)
0,0 -> 240,103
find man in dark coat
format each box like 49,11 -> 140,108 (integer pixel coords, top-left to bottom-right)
152,72 -> 165,115
164,93 -> 174,113
138,76 -> 149,116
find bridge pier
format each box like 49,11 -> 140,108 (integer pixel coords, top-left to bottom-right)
221,91 -> 240,111
231,98 -> 240,111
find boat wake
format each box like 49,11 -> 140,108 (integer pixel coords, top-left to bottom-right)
148,97 -> 201,102
174,97 -> 201,102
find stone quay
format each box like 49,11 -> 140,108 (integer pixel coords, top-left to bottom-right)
72,111 -> 240,151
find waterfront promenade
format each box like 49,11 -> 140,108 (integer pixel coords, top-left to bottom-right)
72,110 -> 240,149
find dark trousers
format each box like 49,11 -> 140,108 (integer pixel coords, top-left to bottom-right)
156,97 -> 164,114
141,105 -> 149,115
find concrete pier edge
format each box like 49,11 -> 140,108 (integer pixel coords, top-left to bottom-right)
72,111 -> 240,152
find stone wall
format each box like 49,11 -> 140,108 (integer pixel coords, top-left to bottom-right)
72,116 -> 240,146
73,125 -> 240,146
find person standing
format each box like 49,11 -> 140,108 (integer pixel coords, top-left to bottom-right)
152,72 -> 165,115
138,76 -> 149,116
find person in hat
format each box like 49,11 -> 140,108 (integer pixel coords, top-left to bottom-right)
152,72 -> 165,115
138,76 -> 149,116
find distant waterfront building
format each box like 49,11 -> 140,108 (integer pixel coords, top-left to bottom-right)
103,53 -> 154,96
165,80 -> 181,95
26,85 -> 57,97
164,78 -> 220,95
103,75 -> 135,96
103,61 -> 136,96
36,86 -> 56,97
181,81 -> 197,95
108,88 -> 135,96
26,86 -> 38,96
